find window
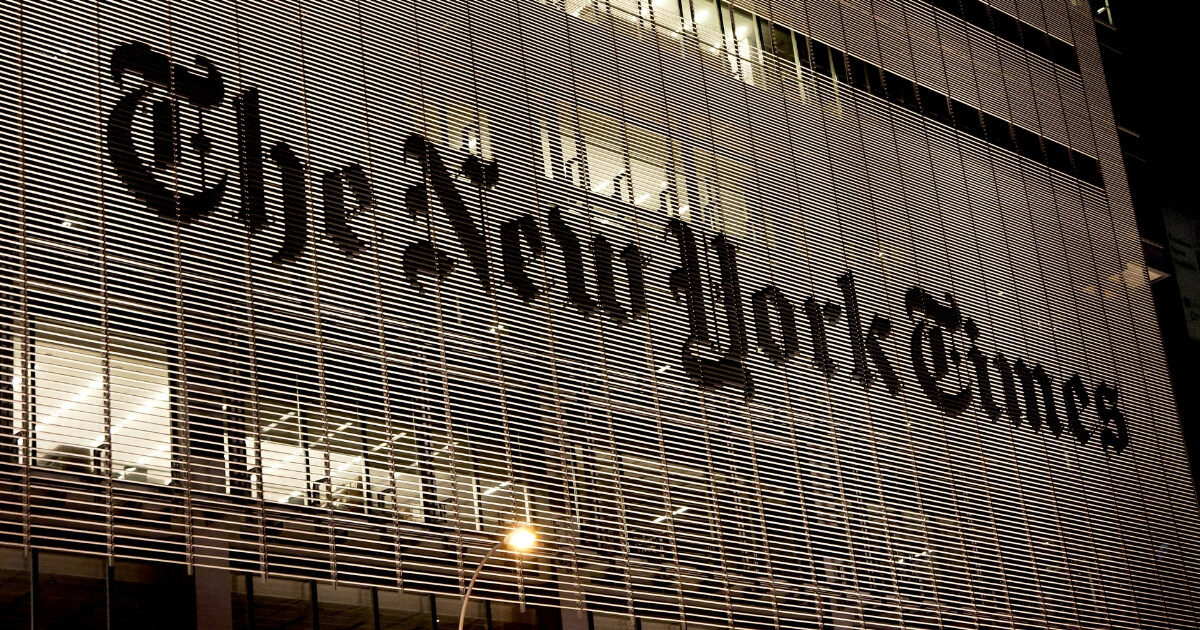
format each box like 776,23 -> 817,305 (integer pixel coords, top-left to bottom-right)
12,317 -> 174,484
1013,124 -> 1045,163
1050,37 -> 1079,72
810,40 -> 832,77
689,0 -> 723,50
556,104 -> 684,218
982,112 -> 1017,152
918,85 -> 953,126
1045,140 -> 1073,173
990,9 -> 1021,46
722,4 -> 761,84
849,57 -> 883,96
253,350 -> 423,520
1022,27 -> 1052,60
963,1 -> 990,30
883,71 -> 919,112
760,19 -> 795,67
692,147 -> 751,240
560,106 -> 627,203
1072,152 -> 1103,187
420,99 -> 492,159
951,99 -> 984,138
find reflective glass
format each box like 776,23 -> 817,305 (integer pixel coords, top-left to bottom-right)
0,548 -> 30,630
111,561 -> 195,630
378,590 -> 433,630
252,576 -> 313,630
35,552 -> 106,630
317,582 -> 374,630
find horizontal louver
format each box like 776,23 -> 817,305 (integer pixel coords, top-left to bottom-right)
0,0 -> 1196,629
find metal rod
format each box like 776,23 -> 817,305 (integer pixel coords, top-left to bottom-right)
458,540 -> 504,630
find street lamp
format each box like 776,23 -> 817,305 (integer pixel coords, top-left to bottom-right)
457,524 -> 538,630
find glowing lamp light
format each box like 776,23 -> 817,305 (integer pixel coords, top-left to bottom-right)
505,525 -> 537,552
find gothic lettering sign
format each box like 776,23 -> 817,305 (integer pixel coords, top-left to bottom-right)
103,42 -> 1128,454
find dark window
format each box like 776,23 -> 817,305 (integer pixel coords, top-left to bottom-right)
0,549 -> 30,630
251,577 -> 313,630
1022,26 -> 1052,59
1072,152 -> 1104,186
829,46 -> 847,81
1013,125 -> 1045,163
849,57 -> 883,95
1044,140 -> 1073,173
113,562 -> 196,630
951,99 -> 985,138
883,71 -> 919,112
963,1 -> 991,30
770,23 -> 796,65
991,10 -> 1021,46
982,112 -> 1017,152
928,0 -> 962,16
795,33 -> 811,68
810,40 -> 832,77
918,85 -> 953,126
758,17 -> 773,58
36,553 -> 108,630
1050,37 -> 1080,72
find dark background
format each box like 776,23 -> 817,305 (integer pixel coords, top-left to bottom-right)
1103,3 -> 1200,496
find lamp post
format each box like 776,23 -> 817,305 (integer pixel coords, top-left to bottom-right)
457,524 -> 537,630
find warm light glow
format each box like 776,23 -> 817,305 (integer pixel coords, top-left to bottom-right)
505,525 -> 537,551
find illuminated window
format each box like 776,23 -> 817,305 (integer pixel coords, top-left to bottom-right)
689,0 -> 723,50
693,147 -> 751,240
557,104 -> 684,218
420,100 -> 492,159
12,318 -> 173,484
722,3 -> 761,84
254,360 -> 423,519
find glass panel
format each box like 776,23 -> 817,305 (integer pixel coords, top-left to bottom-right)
692,147 -> 751,241
556,102 -> 684,220
253,576 -> 313,630
260,398 -> 311,506
1023,27 -> 1051,59
722,4 -> 760,83
477,471 -> 532,533
421,99 -> 492,159
432,437 -> 480,530
232,574 -> 251,630
9,336 -> 27,468
435,596 -> 486,630
392,430 -> 426,523
490,601 -> 540,630
770,24 -> 796,66
627,126 -> 680,216
689,0 -> 723,49
982,112 -> 1016,152
652,0 -> 685,31
36,552 -> 106,630
109,336 -> 172,485
591,612 -> 635,630
377,590 -> 433,630
0,548 -> 30,630
22,319 -> 173,484
31,323 -> 105,477
316,582 -> 374,630
111,561 -> 195,630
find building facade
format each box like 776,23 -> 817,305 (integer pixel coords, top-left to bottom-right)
1,0 -> 1198,628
